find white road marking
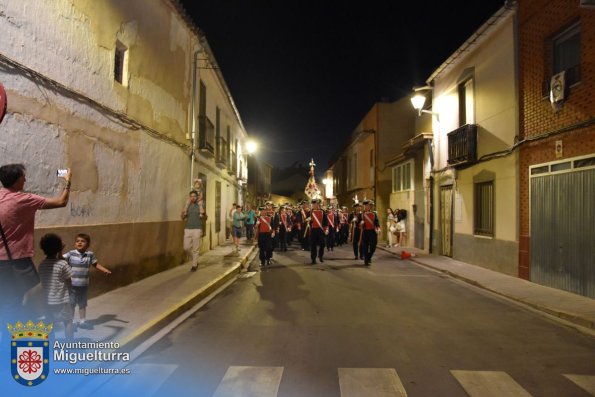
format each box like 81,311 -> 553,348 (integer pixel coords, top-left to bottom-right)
338,368 -> 408,397
212,366 -> 284,397
450,370 -> 532,397
564,374 -> 595,395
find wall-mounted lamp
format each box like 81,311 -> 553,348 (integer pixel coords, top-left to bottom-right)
246,140 -> 258,154
410,86 -> 439,120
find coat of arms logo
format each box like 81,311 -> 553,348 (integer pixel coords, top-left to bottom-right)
7,320 -> 53,387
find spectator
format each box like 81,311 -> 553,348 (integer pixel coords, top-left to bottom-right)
226,202 -> 236,240
38,233 -> 73,339
232,205 -> 245,254
181,190 -> 205,272
244,204 -> 256,241
64,233 -> 111,329
386,208 -> 397,248
0,163 -> 71,324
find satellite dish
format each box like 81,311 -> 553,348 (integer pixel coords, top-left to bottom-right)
0,83 -> 7,125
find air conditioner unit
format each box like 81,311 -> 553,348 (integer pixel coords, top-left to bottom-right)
580,0 -> 595,8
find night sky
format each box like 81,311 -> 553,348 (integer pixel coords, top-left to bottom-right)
179,0 -> 506,169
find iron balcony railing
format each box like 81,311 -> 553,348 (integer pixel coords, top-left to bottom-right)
215,136 -> 228,168
198,116 -> 215,156
447,124 -> 477,167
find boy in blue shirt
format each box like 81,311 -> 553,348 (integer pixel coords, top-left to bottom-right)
63,233 -> 111,329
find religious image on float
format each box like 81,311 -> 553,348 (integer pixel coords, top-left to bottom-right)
304,158 -> 321,200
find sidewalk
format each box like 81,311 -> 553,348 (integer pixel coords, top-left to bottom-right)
378,245 -> 595,334
69,239 -> 258,349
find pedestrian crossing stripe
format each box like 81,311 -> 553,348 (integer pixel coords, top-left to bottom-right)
450,370 -> 532,397
564,374 -> 595,395
338,368 -> 407,397
92,364 -> 595,396
212,366 -> 284,397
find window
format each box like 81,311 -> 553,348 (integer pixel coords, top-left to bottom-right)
544,22 -> 581,95
458,78 -> 474,126
553,22 -> 580,84
392,161 -> 412,192
114,41 -> 128,86
215,181 -> 221,233
474,181 -> 494,237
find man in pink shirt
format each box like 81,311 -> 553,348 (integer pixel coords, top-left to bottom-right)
0,163 -> 72,323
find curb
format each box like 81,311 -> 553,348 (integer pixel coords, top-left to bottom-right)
119,244 -> 257,352
378,246 -> 595,333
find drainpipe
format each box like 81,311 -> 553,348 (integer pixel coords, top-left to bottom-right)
190,48 -> 201,189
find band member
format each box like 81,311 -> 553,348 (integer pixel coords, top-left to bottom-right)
325,205 -> 337,252
309,198 -> 328,264
300,201 -> 311,251
278,205 -> 292,252
272,203 -> 280,251
255,202 -> 278,267
359,200 -> 380,266
349,203 -> 363,260
338,206 -> 349,246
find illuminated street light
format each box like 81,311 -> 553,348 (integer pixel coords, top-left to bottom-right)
246,140 -> 258,154
410,86 -> 439,120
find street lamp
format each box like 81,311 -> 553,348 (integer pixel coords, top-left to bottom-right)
411,86 -> 439,120
246,140 -> 258,155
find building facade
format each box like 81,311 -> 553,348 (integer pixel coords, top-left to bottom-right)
328,99 -> 416,242
426,4 -> 520,275
518,0 -> 595,297
0,0 -> 248,294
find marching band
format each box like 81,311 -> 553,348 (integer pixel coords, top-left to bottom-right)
250,196 -> 382,268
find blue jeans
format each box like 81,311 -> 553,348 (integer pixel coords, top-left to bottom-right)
246,223 -> 255,240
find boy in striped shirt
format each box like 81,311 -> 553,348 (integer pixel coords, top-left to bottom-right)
63,233 -> 111,329
39,233 -> 73,339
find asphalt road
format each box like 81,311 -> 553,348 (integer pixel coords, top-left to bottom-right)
103,244 -> 595,396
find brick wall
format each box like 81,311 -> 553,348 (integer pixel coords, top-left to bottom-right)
518,0 -> 595,279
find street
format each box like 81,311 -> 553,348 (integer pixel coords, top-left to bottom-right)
100,245 -> 595,397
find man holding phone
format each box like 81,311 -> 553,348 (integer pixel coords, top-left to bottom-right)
0,163 -> 72,324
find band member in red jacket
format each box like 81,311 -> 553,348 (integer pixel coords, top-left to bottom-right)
359,199 -> 380,266
255,202 -> 278,267
309,198 -> 328,264
278,205 -> 292,252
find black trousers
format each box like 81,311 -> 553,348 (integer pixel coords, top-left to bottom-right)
279,227 -> 288,251
361,229 -> 377,263
326,228 -> 336,250
352,229 -> 362,259
310,228 -> 326,261
258,233 -> 273,265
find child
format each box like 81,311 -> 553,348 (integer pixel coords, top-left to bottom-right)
38,233 -> 74,339
63,233 -> 111,329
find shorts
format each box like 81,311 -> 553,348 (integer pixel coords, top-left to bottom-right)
70,286 -> 89,308
233,226 -> 243,238
46,303 -> 73,323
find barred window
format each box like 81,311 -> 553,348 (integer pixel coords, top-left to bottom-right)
474,181 -> 494,236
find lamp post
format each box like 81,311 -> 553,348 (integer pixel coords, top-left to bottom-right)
410,85 -> 437,254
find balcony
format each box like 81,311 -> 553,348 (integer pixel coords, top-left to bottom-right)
215,136 -> 228,169
198,116 -> 215,157
228,149 -> 237,176
447,124 -> 477,168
